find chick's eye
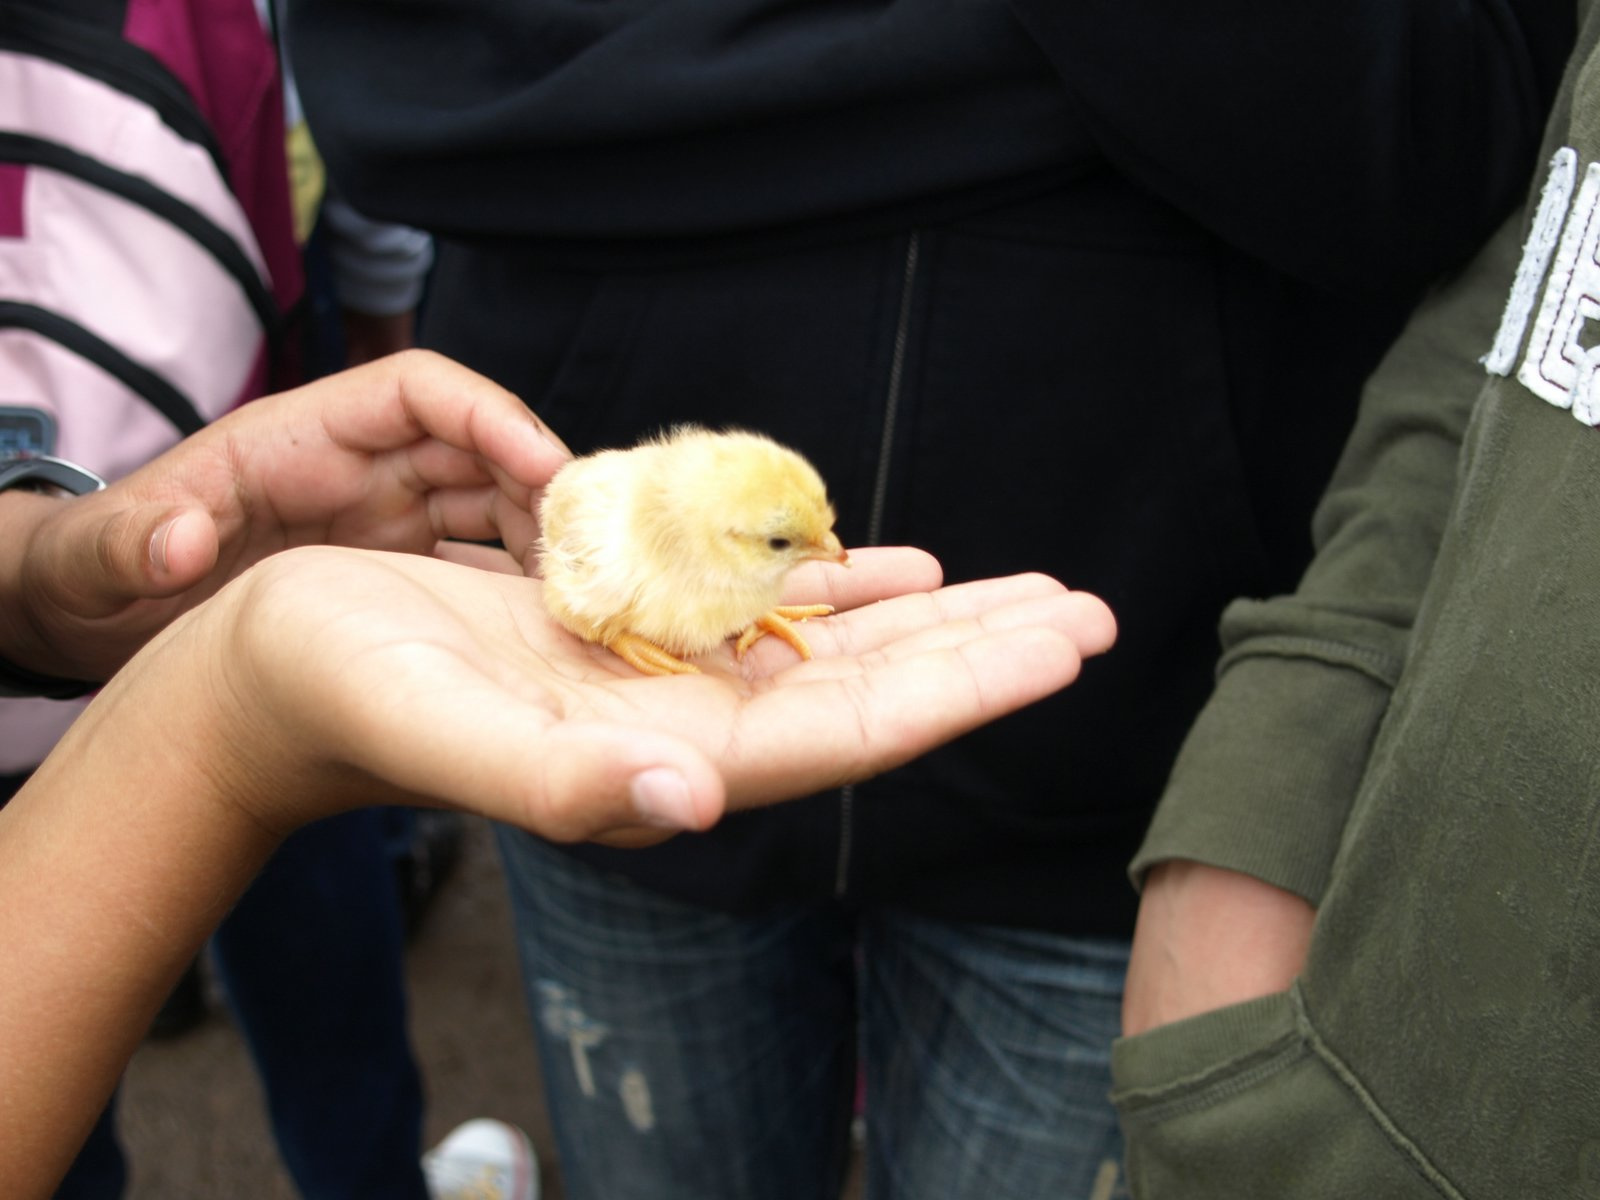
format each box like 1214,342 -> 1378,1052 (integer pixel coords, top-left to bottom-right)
767,537 -> 792,551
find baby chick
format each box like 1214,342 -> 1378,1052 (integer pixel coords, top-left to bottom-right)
537,425 -> 849,675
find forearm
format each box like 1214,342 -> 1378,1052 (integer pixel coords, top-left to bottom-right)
1133,201 -> 1535,906
0,605 -> 283,1198
1123,860 -> 1316,1038
0,540 -> 1120,1195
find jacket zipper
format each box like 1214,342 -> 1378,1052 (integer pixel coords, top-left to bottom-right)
835,230 -> 921,899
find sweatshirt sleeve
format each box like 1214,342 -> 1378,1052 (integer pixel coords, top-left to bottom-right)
1006,0 -> 1572,293
1131,185 -> 1537,903
318,195 -> 434,317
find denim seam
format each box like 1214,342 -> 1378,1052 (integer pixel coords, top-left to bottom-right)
1292,987 -> 1468,1200
1114,1032 -> 1305,1128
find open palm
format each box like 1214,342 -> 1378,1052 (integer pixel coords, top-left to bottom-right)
217,544 -> 1115,845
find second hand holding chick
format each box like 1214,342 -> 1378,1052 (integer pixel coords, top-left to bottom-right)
536,425 -> 849,676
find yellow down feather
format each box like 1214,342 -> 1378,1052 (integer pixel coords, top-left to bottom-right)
537,426 -> 847,666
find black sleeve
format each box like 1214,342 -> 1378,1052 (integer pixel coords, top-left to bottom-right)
1006,0 -> 1575,292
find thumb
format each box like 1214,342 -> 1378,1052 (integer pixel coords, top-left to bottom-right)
338,702 -> 729,844
511,722 -> 728,843
51,502 -> 222,611
143,508 -> 223,593
29,499 -> 222,630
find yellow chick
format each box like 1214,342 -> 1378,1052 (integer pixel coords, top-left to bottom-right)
537,425 -> 849,676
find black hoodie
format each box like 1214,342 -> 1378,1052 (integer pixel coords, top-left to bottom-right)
291,0 -> 1574,933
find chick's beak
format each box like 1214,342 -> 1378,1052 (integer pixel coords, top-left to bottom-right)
809,530 -> 849,566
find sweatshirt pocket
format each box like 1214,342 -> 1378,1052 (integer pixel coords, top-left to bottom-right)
1111,989 -> 1459,1200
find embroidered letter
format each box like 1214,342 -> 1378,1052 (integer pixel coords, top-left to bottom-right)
1485,148 -> 1577,375
1518,159 -> 1600,422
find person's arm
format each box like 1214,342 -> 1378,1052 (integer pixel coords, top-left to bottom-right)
0,349 -> 566,685
320,194 -> 434,366
0,542 -> 1113,1197
340,308 -> 419,366
1122,862 -> 1315,1035
1124,188 -> 1539,1034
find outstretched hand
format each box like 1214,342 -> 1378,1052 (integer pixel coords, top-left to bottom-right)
187,544 -> 1116,845
3,351 -> 566,682
0,542 -> 1113,1196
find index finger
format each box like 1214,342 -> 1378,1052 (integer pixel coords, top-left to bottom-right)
721,622 -> 1092,808
745,571 -> 1112,676
310,350 -> 572,490
779,545 -> 942,609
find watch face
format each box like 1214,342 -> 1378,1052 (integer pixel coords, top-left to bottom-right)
0,407 -> 57,456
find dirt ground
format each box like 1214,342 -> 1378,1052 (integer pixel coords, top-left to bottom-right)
117,816 -> 864,1199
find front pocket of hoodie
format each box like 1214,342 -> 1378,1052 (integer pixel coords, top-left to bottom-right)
1111,989 -> 1459,1200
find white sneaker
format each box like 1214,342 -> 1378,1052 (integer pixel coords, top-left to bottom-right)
422,1118 -> 539,1200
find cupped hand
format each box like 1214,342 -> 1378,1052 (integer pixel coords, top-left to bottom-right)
206,544 -> 1116,846
9,351 -> 566,680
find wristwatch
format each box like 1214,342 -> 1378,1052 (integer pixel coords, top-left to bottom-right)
0,453 -> 106,497
0,452 -> 107,698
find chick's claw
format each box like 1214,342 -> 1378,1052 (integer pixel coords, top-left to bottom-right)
606,632 -> 703,676
735,605 -> 836,662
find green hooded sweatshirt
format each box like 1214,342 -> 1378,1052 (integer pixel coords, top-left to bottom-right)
1113,5 -> 1600,1196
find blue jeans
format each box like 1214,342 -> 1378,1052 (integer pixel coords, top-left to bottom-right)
495,830 -> 1129,1200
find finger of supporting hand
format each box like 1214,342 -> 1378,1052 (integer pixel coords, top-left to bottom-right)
721,626 -> 1086,807
780,546 -> 942,609
319,351 -> 571,487
746,579 -> 1105,672
420,485 -> 531,546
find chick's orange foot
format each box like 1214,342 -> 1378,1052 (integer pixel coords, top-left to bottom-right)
605,632 -> 703,676
735,605 -> 836,661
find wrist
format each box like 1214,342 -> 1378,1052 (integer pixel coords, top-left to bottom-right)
0,490 -> 86,680
190,552 -> 394,835
169,564 -> 347,837
39,564 -> 332,846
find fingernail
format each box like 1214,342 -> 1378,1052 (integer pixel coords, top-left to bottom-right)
629,767 -> 696,829
526,410 -> 572,456
148,516 -> 179,574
